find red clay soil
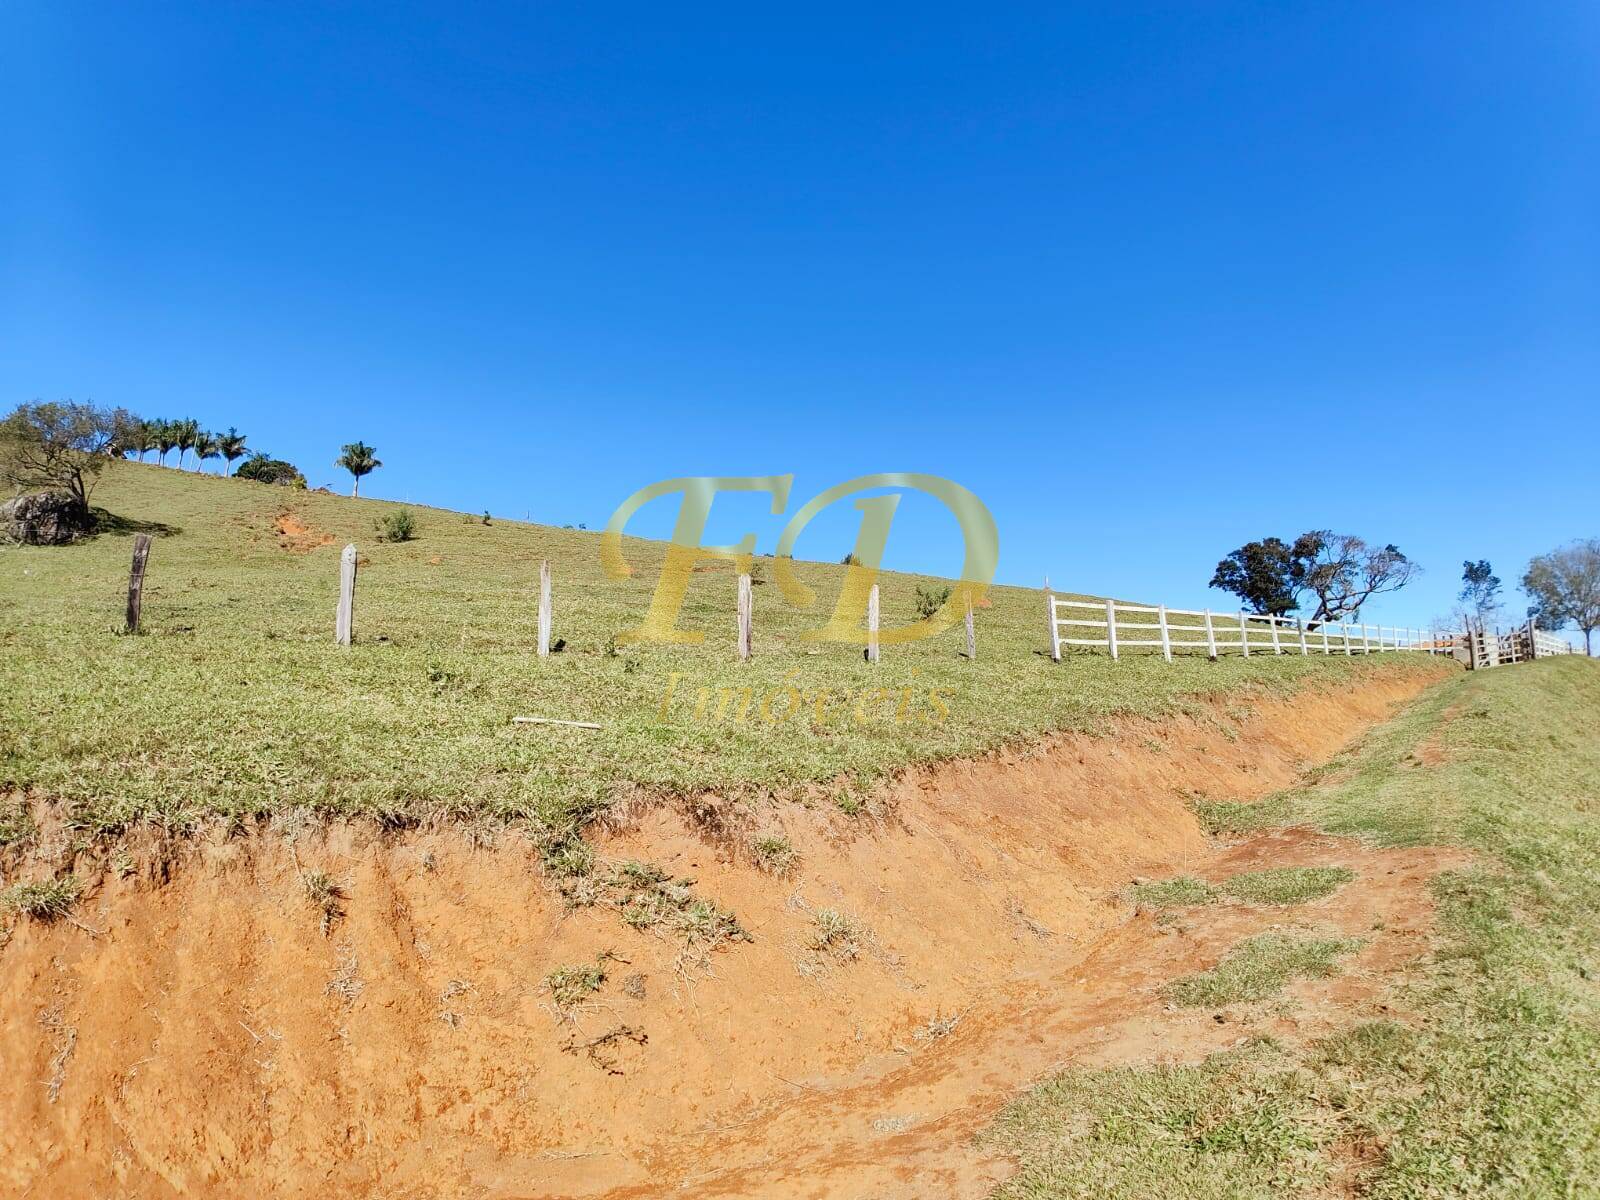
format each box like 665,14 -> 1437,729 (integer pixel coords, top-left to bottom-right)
0,664 -> 1456,1199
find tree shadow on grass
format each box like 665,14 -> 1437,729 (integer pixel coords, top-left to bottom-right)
89,508 -> 182,538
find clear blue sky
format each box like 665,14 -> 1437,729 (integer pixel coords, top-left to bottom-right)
4,3 -> 1596,633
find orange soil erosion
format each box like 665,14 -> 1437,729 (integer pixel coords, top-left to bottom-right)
0,665 -> 1454,1199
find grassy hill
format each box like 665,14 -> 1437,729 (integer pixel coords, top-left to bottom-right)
1,462 -> 1441,852
988,655 -> 1600,1197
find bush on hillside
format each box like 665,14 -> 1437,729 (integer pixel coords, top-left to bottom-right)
376,509 -> 418,543
235,453 -> 307,487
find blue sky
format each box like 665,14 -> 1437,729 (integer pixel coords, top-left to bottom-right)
3,3 -> 1596,634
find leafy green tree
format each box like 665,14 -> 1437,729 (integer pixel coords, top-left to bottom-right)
335,441 -> 382,496
217,427 -> 248,475
173,418 -> 199,469
1524,541 -> 1600,655
1210,537 -> 1305,616
1212,531 -> 1417,624
0,401 -> 140,519
1458,560 -> 1501,635
235,453 -> 307,487
124,420 -> 157,462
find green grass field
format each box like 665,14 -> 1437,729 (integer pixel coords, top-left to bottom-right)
1,462 -> 1441,852
987,655 -> 1600,1199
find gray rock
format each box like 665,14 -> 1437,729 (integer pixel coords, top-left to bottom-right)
0,491 -> 90,545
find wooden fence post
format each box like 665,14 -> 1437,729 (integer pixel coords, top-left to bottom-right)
537,559 -> 552,657
1342,622 -> 1352,656
125,533 -> 152,634
1322,623 -> 1331,654
1157,605 -> 1172,662
1105,598 -> 1119,661
965,592 -> 976,661
335,543 -> 357,646
1269,617 -> 1282,654
737,572 -> 753,661
866,583 -> 881,663
1203,608 -> 1218,661
1362,624 -> 1372,654
1045,578 -> 1060,663
1237,610 -> 1250,657
1297,618 -> 1309,656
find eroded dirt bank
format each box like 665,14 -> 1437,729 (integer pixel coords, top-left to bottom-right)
0,665 -> 1453,1198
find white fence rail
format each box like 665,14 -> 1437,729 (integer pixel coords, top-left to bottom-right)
1044,587 -> 1573,668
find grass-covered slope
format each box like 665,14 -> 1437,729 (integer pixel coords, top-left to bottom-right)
1,463 -> 1442,842
988,655 -> 1600,1199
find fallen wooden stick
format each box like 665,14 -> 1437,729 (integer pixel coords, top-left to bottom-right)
512,716 -> 604,730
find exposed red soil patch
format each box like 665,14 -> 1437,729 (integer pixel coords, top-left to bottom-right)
272,509 -> 335,553
0,665 -> 1456,1198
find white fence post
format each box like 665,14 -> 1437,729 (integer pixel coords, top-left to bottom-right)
965,592 -> 976,661
537,559 -> 552,658
1203,609 -> 1218,661
1362,624 -> 1372,654
1238,610 -> 1251,658
1105,598 -> 1119,661
1269,617 -> 1282,655
1322,623 -> 1330,654
1297,618 -> 1309,656
1045,578 -> 1060,663
866,583 -> 880,664
1157,605 -> 1172,663
335,543 -> 357,646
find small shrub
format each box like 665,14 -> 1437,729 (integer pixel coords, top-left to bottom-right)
752,834 -> 798,875
914,584 -> 953,620
481,510 -> 492,525
841,553 -> 860,566
375,508 -> 418,543
810,908 -> 862,961
1,876 -> 82,922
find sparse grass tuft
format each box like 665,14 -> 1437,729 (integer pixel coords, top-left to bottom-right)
606,860 -> 750,949
1130,876 -> 1216,908
0,798 -> 37,848
751,833 -> 798,875
301,870 -> 345,935
546,956 -> 610,1009
0,876 -> 83,921
810,907 -> 862,961
1221,866 -> 1354,906
1165,933 -> 1361,1008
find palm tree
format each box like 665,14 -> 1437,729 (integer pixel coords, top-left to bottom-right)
335,442 -> 382,496
217,427 -> 248,475
154,420 -> 177,466
195,430 -> 221,473
126,420 -> 156,461
174,418 -> 199,469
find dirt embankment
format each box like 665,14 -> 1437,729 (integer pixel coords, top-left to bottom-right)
0,665 -> 1453,1199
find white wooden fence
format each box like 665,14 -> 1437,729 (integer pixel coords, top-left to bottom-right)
1044,587 -> 1574,667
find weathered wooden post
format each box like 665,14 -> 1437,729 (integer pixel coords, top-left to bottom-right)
537,559 -> 552,658
737,572 -> 753,661
1237,610 -> 1251,658
1105,598 -> 1119,661
1203,608 -> 1218,661
1157,605 -> 1172,663
125,533 -> 152,634
964,592 -> 976,660
335,543 -> 357,645
1045,578 -> 1060,663
866,583 -> 881,663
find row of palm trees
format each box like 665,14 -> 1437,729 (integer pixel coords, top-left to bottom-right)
125,418 -> 250,475
126,418 -> 383,496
